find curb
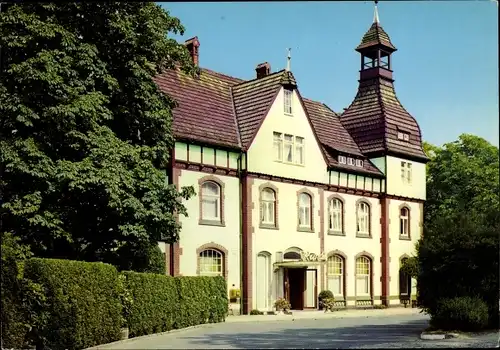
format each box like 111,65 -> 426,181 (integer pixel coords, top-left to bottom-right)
420,332 -> 458,340
85,323 -> 215,349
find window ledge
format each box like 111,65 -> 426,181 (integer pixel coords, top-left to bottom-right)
356,233 -> 372,239
199,219 -> 225,227
284,112 -> 293,117
327,230 -> 345,236
297,227 -> 314,233
260,223 -> 279,230
399,235 -> 411,241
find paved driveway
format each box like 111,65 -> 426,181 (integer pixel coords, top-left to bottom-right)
97,313 -> 498,349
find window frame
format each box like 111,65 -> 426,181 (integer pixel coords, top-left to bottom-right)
198,249 -> 223,277
355,159 -> 364,167
355,255 -> 372,298
338,155 -> 347,164
297,190 -> 314,232
327,255 -> 345,298
273,132 -> 283,162
356,200 -> 371,237
399,205 -> 411,240
259,185 -> 279,229
401,161 -> 413,184
198,176 -> 225,227
273,132 -> 305,165
284,88 -> 293,115
328,196 -> 344,235
196,243 -> 229,280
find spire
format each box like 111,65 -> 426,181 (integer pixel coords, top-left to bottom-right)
373,0 -> 379,24
286,48 -> 291,72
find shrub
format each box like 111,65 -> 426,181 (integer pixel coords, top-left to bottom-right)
322,298 -> 336,312
24,258 -> 122,349
205,276 -> 229,323
250,309 -> 264,315
318,290 -> 334,301
121,271 -> 177,338
274,297 -> 291,311
430,296 -> 489,331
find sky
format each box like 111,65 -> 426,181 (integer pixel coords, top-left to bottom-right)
160,1 -> 499,147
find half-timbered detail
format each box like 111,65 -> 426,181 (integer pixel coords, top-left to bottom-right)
154,4 -> 427,314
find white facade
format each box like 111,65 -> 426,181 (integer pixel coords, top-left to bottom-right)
166,86 -> 425,313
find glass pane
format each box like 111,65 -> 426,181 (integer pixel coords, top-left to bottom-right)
262,189 -> 275,201
202,197 -> 218,219
202,182 -> 219,196
285,143 -> 293,162
295,144 -> 303,164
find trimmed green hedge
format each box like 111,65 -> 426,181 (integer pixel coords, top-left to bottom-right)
24,258 -> 122,350
123,273 -> 228,335
430,296 -> 489,331
122,271 -> 177,337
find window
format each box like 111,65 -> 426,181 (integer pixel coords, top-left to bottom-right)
199,249 -> 223,276
273,132 -> 305,165
327,255 -> 344,296
298,193 -> 312,229
401,161 -> 412,184
201,181 -> 221,221
338,155 -> 346,164
295,137 -> 304,165
328,198 -> 343,233
398,131 -> 410,141
356,256 -> 371,296
400,207 -> 410,237
356,202 -> 370,235
260,188 -> 276,226
399,258 -> 410,296
355,159 -> 364,167
284,89 -> 293,114
347,157 -> 355,166
273,132 -> 283,161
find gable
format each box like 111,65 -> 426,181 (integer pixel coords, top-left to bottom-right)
246,86 -> 329,183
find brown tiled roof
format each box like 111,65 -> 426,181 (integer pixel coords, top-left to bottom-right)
154,67 -> 387,175
340,77 -> 427,161
154,68 -> 243,149
356,23 -> 396,52
303,98 -> 384,176
232,70 -> 290,149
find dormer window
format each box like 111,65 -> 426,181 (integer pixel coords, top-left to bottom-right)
397,131 -> 410,142
347,157 -> 355,166
284,89 -> 293,115
356,159 -> 364,167
338,155 -> 346,164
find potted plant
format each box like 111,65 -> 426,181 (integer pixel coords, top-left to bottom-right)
274,297 -> 291,315
322,297 -> 336,312
229,288 -> 241,304
318,290 -> 334,310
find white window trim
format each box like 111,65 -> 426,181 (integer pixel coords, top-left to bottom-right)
347,157 -> 355,166
356,202 -> 370,234
199,249 -> 223,277
328,199 -> 342,232
298,193 -> 312,228
338,155 -> 347,164
260,189 -> 276,225
355,159 -> 363,167
284,89 -> 293,115
356,257 -> 371,296
201,182 -> 221,221
401,161 -> 413,184
400,208 -> 409,236
327,255 -> 344,297
274,132 -> 305,165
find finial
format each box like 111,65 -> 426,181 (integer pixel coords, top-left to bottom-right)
286,48 -> 291,72
373,0 -> 380,24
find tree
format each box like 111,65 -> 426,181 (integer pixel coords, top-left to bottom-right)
416,134 -> 499,328
0,3 -> 195,269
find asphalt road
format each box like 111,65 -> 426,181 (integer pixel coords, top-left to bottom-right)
98,313 -> 499,349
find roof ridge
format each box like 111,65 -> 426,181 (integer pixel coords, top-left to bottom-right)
233,69 -> 286,88
200,67 -> 245,83
229,86 -> 243,148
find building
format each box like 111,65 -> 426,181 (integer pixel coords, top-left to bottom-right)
154,5 -> 428,315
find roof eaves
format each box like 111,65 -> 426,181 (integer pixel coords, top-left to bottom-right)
229,86 -> 242,148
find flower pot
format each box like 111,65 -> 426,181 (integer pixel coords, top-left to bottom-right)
120,327 -> 129,340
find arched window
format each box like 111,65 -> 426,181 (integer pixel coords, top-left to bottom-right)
399,258 -> 411,296
260,188 -> 276,226
399,207 -> 410,237
298,193 -> 312,228
199,249 -> 223,276
356,256 -> 371,296
328,198 -> 343,233
201,181 -> 221,221
327,255 -> 344,297
356,202 -> 370,235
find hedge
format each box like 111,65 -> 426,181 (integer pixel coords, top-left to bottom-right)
122,271 -> 177,337
123,273 -> 228,335
3,257 -> 229,349
23,258 -> 122,350
430,296 -> 489,331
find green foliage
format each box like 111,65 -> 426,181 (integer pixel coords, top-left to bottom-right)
250,309 -> 264,315
322,298 -> 336,312
121,271 -> 177,337
400,256 -> 419,279
416,134 -> 499,329
430,297 -> 489,331
318,290 -> 334,301
274,297 -> 291,312
23,258 -> 122,349
0,232 -> 38,349
108,241 -> 166,274
0,2 -> 195,270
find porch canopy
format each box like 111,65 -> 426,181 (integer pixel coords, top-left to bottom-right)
274,260 -> 325,268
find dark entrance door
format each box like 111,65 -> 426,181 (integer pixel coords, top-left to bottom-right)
286,268 -> 306,310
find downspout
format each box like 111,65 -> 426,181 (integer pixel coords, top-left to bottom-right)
237,151 -> 244,315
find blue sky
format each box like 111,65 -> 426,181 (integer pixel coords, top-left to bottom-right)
160,1 -> 498,147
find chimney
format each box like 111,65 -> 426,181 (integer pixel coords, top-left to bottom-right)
255,62 -> 271,79
185,36 -> 200,66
